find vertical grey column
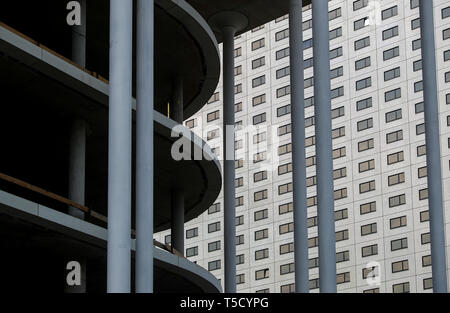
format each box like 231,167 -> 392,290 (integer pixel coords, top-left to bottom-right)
289,0 -> 309,293
171,80 -> 185,255
312,0 -> 337,293
68,119 -> 86,219
419,0 -> 448,293
136,0 -> 154,293
107,0 -> 133,293
72,0 -> 86,67
223,26 -> 237,293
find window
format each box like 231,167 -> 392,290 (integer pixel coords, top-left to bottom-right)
255,269 -> 269,280
279,143 -> 292,156
360,201 -> 376,215
252,75 -> 266,88
275,28 -> 289,41
331,86 -> 345,99
444,50 -> 450,62
382,6 -> 398,20
276,66 -> 290,79
359,180 -> 375,194
234,47 -> 242,58
304,77 -> 314,89
361,223 -> 377,236
417,144 -> 427,157
384,67 -> 401,81
281,284 -> 295,293
411,0 -> 419,9
386,130 -> 403,144
355,36 -> 370,50
332,126 -> 345,139
305,96 -> 315,108
357,118 -> 373,131
235,102 -> 242,113
303,19 -> 312,31
334,167 -> 347,180
355,56 -> 371,70
280,242 -> 294,255
277,104 -> 291,117
354,17 -> 369,31
208,222 -> 220,233
388,172 -> 405,186
384,46 -> 400,61
419,188 -> 428,200
280,222 -> 294,235
387,151 -> 404,165
389,194 -> 406,208
252,38 -> 265,51
443,6 -> 450,19
415,81 -> 424,93
385,88 -> 401,102
254,171 -> 268,182
255,248 -> 269,260
254,209 -> 268,222
278,163 -> 292,176
359,159 -> 375,173
254,189 -> 268,202
279,202 -> 293,215
358,138 -> 374,152
386,109 -> 402,123
278,182 -> 293,195
253,132 -> 266,144
208,260 -> 221,271
336,250 -> 350,263
277,85 -> 291,98
362,244 -> 378,257
421,232 -> 431,244
255,229 -> 268,241
236,274 -> 245,285
308,236 -> 319,248
336,229 -> 349,242
353,0 -> 368,11
423,278 -> 433,290
333,147 -> 346,159
329,7 -> 341,20
276,47 -> 290,60
236,215 -> 244,226
186,246 -> 198,257
330,66 -> 343,79
416,123 -> 425,135
256,289 -> 270,294
337,272 -> 351,285
254,152 -> 266,163
310,279 -> 319,290
208,240 -> 221,252
393,282 -> 410,293
252,94 -> 266,107
253,113 -> 266,125
391,238 -> 408,251
252,56 -> 265,69
330,46 -> 343,60
207,110 -> 220,122
208,92 -> 220,104
208,203 -> 221,215
280,263 -> 295,275
412,38 -> 421,50
364,288 -> 380,294
356,97 -> 372,111
411,17 -> 420,30
234,84 -> 242,95
304,57 -> 313,69
329,27 -> 342,40
236,234 -> 244,245
420,210 -> 430,223
422,255 -> 432,267
356,77 -> 371,90
186,228 -> 198,239
390,216 -> 407,229
444,28 -> 450,40
383,26 -> 399,40
234,65 -> 242,76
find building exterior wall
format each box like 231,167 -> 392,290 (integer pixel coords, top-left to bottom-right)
156,0 -> 450,293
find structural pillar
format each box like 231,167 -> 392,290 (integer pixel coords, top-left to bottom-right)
419,0 -> 448,293
136,0 -> 154,293
289,0 -> 309,293
72,0 -> 86,67
171,79 -> 185,255
209,11 -> 248,294
67,0 -> 87,293
107,0 -> 133,293
312,0 -> 337,293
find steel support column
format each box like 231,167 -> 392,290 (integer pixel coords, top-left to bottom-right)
312,0 -> 337,293
136,0 -> 155,293
419,0 -> 448,293
209,11 -> 248,294
171,79 -> 185,255
289,0 -> 309,294
107,0 -> 133,293
72,0 -> 86,67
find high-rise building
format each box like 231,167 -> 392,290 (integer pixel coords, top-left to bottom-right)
156,0 -> 450,293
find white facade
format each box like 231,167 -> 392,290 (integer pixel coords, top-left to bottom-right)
156,0 -> 450,293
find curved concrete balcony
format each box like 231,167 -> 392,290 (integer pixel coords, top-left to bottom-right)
0,20 -> 221,231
